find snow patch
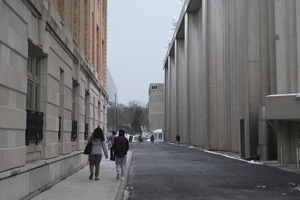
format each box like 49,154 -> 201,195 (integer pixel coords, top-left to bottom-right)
293,186 -> 300,191
169,142 -> 262,165
204,150 -> 262,165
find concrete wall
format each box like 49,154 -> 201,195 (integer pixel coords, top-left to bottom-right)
175,39 -> 185,144
164,0 -> 300,162
149,83 -> 165,133
267,0 -> 300,164
0,0 -> 28,173
165,0 -> 242,153
266,94 -> 300,120
0,152 -> 85,200
0,0 -> 108,199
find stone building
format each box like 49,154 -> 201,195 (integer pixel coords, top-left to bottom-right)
148,83 -> 164,134
164,0 -> 300,166
0,0 -> 108,199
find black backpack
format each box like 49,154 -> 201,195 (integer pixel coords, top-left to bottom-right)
114,137 -> 128,157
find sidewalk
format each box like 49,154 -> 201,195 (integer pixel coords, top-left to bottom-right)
32,151 -> 132,200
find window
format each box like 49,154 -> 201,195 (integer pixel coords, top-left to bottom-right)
71,120 -> 78,141
71,80 -> 78,141
26,51 -> 43,145
84,123 -> 89,140
26,52 -> 40,110
152,85 -> 158,90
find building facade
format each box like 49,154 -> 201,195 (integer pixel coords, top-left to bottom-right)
148,83 -> 165,133
106,69 -> 118,133
164,0 -> 300,166
0,0 -> 108,199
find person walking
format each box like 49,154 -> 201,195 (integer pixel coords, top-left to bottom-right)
113,129 -> 129,180
176,134 -> 180,146
87,127 -> 108,181
150,135 -> 154,143
107,131 -> 117,161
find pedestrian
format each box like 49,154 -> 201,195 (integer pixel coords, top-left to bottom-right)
113,129 -> 129,180
138,135 -> 143,142
107,131 -> 117,161
176,134 -> 180,146
87,127 -> 108,181
150,134 -> 154,143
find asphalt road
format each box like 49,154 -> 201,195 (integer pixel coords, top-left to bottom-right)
125,142 -> 300,200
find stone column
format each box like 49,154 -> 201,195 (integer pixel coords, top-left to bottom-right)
187,6 -> 202,147
183,13 -> 190,145
165,57 -> 172,142
175,39 -> 185,142
200,0 -> 209,149
170,55 -> 177,142
207,0 -> 225,151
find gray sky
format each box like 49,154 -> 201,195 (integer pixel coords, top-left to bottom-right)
107,0 -> 183,105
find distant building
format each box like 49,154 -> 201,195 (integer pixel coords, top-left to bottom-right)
0,0 -> 108,199
106,69 -> 118,132
148,83 -> 165,134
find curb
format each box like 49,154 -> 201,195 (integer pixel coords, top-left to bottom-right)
115,151 -> 133,200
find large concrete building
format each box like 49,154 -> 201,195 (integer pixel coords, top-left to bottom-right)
164,0 -> 300,166
148,83 -> 165,133
0,0 -> 108,199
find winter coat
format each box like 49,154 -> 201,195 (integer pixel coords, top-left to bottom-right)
113,136 -> 129,157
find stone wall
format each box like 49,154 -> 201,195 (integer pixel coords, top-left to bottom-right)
0,0 -> 108,199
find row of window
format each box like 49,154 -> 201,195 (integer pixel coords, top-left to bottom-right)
151,85 -> 164,90
26,51 -> 82,144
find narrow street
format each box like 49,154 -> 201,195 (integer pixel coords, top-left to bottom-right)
126,142 -> 300,200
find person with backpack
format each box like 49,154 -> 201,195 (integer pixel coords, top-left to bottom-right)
113,129 -> 129,180
107,131 -> 117,161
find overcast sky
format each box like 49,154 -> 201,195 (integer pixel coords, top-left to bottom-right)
107,0 -> 183,105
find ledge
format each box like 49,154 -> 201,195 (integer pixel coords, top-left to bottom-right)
0,150 -> 85,180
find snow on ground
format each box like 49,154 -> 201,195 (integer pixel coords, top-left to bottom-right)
168,143 -> 300,191
203,149 -> 262,165
169,143 -> 262,165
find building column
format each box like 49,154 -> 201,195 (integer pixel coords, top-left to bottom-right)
164,58 -> 171,142
200,0 -> 209,149
187,7 -> 202,146
175,39 -> 185,142
170,55 -> 177,142
183,13 -> 190,146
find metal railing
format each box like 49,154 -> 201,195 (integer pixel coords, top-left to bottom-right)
84,123 -> 89,140
58,116 -> 61,140
71,120 -> 77,141
26,109 -> 44,145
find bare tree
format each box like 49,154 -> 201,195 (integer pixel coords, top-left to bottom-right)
141,103 -> 149,132
116,100 -> 149,134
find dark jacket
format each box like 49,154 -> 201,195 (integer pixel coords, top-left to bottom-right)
113,136 -> 129,157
